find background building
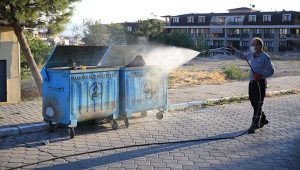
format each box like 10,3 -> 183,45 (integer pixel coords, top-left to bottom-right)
163,7 -> 300,52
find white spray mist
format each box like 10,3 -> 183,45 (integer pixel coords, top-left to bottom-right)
140,45 -> 200,73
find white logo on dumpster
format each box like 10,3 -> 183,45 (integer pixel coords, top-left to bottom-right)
89,82 -> 103,99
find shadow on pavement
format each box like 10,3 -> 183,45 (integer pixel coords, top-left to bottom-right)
32,130 -> 247,170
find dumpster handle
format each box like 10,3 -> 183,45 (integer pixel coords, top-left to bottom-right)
47,86 -> 64,91
41,68 -> 49,82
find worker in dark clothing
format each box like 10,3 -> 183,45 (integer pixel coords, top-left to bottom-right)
247,37 -> 275,134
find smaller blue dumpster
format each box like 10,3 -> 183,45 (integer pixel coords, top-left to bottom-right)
119,66 -> 168,127
41,46 -> 119,138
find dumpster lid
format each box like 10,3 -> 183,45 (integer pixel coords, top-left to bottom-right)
44,46 -> 109,68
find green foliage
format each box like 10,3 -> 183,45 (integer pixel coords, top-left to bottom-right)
82,20 -> 109,45
203,96 -> 249,107
82,20 -> 138,45
20,33 -> 52,79
164,31 -> 194,48
0,0 -> 80,35
223,64 -> 248,80
21,68 -> 31,80
134,19 -> 165,40
27,33 -> 52,65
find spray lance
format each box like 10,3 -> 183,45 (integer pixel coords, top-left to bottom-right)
198,46 -> 255,73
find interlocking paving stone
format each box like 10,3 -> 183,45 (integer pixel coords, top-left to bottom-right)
0,94 -> 300,169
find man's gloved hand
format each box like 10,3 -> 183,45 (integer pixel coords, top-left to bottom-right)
253,72 -> 263,80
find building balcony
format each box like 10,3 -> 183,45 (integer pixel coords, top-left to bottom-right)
208,33 -> 225,37
253,34 -> 262,38
279,34 -> 289,38
210,22 -> 225,26
241,46 -> 249,51
226,22 -> 243,25
208,45 -> 225,49
279,34 -> 300,38
241,34 -> 249,38
266,47 -> 274,52
290,34 -> 300,38
227,34 -> 240,38
196,33 -> 209,38
264,34 -> 275,38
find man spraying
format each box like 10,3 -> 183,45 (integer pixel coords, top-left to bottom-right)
247,37 -> 275,134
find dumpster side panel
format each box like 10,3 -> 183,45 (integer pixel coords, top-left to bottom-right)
70,70 -> 119,122
120,67 -> 167,117
42,70 -> 70,125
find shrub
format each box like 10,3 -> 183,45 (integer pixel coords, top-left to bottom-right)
223,64 -> 248,80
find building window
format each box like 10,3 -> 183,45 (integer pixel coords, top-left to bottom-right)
219,17 -> 225,23
282,14 -> 291,22
187,16 -> 194,23
248,15 -> 256,22
242,41 -> 249,50
198,16 -> 205,23
280,28 -> 290,34
263,15 -> 272,22
172,17 -> 179,23
265,41 -> 274,51
234,17 -> 242,23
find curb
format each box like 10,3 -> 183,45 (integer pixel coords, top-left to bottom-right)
0,122 -> 47,138
168,89 -> 298,111
0,89 -> 298,138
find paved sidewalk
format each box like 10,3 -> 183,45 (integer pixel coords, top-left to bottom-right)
169,75 -> 300,103
0,94 -> 299,169
0,76 -> 299,131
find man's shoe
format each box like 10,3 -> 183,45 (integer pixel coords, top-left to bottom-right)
248,124 -> 259,134
259,119 -> 269,128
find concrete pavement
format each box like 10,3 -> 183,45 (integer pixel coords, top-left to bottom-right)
0,94 -> 299,169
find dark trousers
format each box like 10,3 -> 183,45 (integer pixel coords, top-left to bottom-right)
249,79 -> 267,126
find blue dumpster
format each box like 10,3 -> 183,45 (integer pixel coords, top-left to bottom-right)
41,46 -> 119,138
119,66 -> 168,127
98,45 -> 168,127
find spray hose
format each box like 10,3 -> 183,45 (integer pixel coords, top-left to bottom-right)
8,129 -> 248,170
9,47 -> 261,170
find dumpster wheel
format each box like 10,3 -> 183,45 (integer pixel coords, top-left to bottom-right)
68,127 -> 75,139
47,121 -> 54,133
111,120 -> 118,130
156,111 -> 164,120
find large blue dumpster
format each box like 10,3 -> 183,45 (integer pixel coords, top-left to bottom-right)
119,66 -> 167,127
98,45 -> 168,127
41,46 -> 119,138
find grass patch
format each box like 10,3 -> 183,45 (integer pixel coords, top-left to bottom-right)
223,64 -> 248,80
203,96 -> 249,107
168,69 -> 226,88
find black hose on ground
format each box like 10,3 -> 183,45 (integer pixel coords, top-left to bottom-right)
8,129 -> 249,170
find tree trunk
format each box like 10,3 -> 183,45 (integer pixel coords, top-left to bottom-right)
13,24 -> 43,96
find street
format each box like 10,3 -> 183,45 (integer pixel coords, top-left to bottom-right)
1,94 -> 300,169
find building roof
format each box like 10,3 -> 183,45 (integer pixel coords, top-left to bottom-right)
162,9 -> 300,26
227,7 -> 258,13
